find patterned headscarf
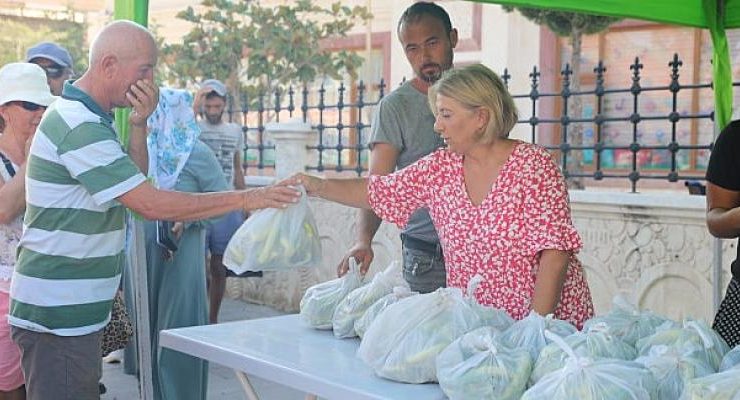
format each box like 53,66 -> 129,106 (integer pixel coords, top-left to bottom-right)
146,88 -> 200,190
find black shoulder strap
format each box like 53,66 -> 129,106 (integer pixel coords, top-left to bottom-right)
0,152 -> 16,177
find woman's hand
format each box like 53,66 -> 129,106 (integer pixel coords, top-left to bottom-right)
278,173 -> 325,197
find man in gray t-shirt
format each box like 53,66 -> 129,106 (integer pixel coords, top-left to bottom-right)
194,78 -> 247,323
337,2 -> 458,293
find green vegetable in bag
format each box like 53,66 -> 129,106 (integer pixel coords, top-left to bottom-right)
223,186 -> 321,273
436,326 -> 532,400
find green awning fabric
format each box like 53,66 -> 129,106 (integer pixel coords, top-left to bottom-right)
471,0 -> 735,129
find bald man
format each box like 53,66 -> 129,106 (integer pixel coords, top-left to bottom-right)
8,21 -> 299,400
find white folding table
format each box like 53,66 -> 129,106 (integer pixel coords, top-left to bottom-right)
159,314 -> 446,400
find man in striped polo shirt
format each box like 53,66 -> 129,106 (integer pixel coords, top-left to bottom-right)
8,21 -> 299,400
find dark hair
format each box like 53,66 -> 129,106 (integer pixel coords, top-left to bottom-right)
0,115 -> 4,133
205,91 -> 226,101
397,2 -> 452,36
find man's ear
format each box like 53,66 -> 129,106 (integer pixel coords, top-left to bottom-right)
449,28 -> 459,49
100,54 -> 118,79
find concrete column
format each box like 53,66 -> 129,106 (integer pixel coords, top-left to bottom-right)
266,118 -> 317,179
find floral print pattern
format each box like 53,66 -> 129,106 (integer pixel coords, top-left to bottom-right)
368,141 -> 594,328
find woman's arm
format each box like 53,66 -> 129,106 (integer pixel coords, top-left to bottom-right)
287,173 -> 371,209
0,163 -> 26,224
706,181 -> 740,238
531,249 -> 569,316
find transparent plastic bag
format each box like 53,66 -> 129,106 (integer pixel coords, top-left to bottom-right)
634,344 -> 715,400
299,259 -> 365,329
332,261 -> 407,338
720,345 -> 740,372
354,286 -> 416,339
501,311 -> 577,360
522,331 -> 658,400
531,327 -> 637,385
357,276 -> 493,383
637,319 -> 730,371
436,326 -> 532,400
680,369 -> 740,400
223,187 -> 320,273
583,295 -> 676,347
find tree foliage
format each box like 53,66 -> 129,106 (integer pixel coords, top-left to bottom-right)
159,0 -> 372,107
0,16 -> 88,74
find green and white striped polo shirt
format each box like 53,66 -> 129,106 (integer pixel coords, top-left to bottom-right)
9,83 -> 146,336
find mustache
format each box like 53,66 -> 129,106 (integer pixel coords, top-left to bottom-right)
422,63 -> 441,70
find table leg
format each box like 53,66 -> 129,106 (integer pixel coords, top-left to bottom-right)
234,371 -> 261,400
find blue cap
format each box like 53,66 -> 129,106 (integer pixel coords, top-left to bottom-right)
26,42 -> 73,68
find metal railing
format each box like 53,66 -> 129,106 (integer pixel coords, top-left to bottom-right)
229,53 -> 720,191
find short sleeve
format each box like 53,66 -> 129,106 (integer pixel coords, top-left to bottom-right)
369,96 -> 404,151
189,141 -> 229,192
57,122 -> 146,205
523,147 -> 582,254
367,153 -> 437,227
707,121 -> 740,191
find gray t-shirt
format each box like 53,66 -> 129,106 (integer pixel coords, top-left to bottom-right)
198,120 -> 244,190
370,80 -> 444,243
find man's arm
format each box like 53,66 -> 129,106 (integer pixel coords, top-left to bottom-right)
118,181 -> 299,222
233,148 -> 246,190
336,142 -> 399,276
706,182 -> 740,238
126,80 -> 158,173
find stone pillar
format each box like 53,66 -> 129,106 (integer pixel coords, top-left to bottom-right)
266,118 -> 317,179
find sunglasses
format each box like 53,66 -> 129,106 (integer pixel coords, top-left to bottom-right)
11,101 -> 46,112
41,66 -> 68,79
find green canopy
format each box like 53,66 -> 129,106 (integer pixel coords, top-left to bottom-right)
471,0 -> 735,129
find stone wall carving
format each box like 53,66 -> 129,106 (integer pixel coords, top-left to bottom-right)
228,191 -> 732,323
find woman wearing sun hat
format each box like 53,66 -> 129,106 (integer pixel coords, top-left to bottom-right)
0,62 -> 55,400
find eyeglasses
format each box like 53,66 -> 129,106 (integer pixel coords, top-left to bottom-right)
10,101 -> 46,112
41,66 -> 68,79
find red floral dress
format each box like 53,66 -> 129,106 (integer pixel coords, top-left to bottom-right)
368,141 -> 594,328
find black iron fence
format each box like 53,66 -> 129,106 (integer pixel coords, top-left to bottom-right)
228,53 -> 722,192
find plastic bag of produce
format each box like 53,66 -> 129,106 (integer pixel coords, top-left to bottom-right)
223,186 -> 321,273
299,259 -> 365,329
719,345 -> 740,372
637,319 -> 730,371
501,311 -> 577,360
680,369 -> 740,400
332,261 -> 407,338
354,286 -> 416,339
634,343 -> 715,400
522,331 -> 658,400
530,326 -> 637,385
436,326 -> 532,400
357,276 -> 496,383
582,295 -> 676,347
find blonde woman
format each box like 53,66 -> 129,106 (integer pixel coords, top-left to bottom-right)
286,64 -> 594,328
0,63 -> 55,400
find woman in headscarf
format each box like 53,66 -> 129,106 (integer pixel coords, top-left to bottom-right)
123,88 -> 228,400
0,62 -> 55,400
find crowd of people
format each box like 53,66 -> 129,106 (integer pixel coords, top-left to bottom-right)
0,2 -> 737,400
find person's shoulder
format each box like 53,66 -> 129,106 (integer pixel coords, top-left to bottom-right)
716,120 -> 740,147
52,98 -> 102,128
379,81 -> 420,105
